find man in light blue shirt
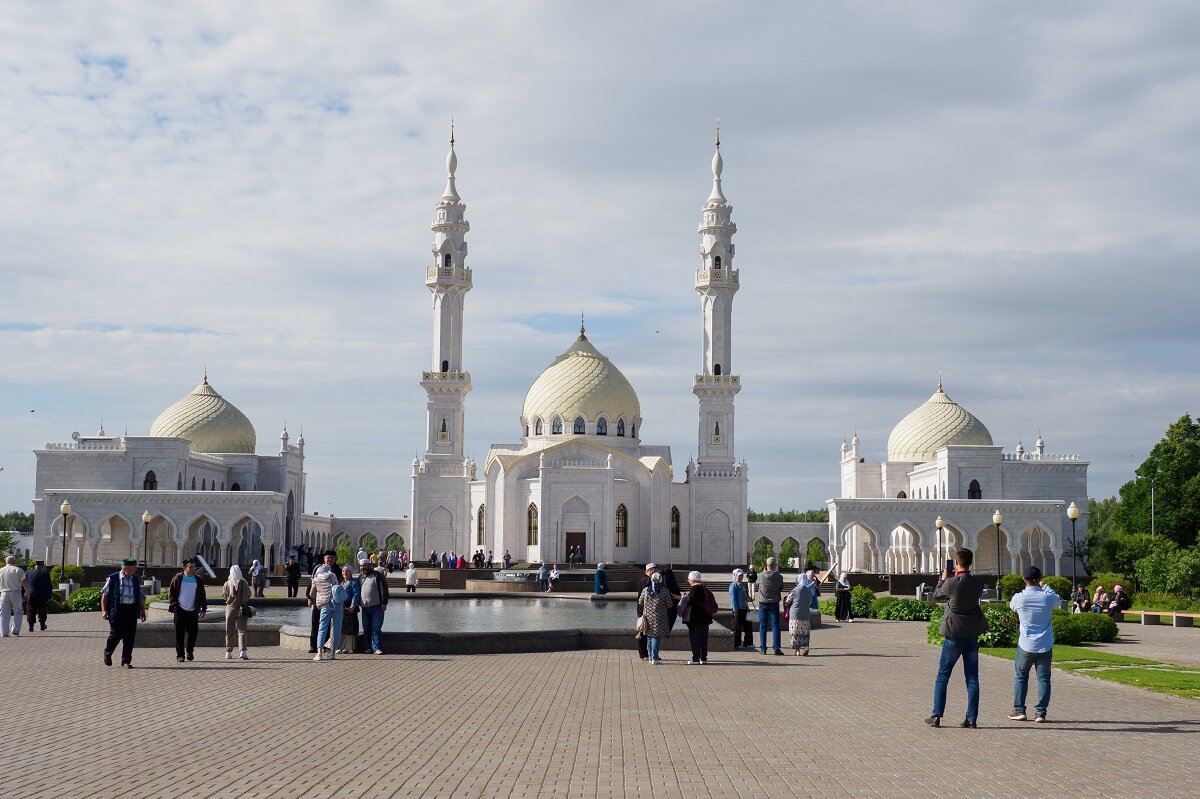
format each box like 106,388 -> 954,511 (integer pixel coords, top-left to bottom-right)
1008,565 -> 1059,722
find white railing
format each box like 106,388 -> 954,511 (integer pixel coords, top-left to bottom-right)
422,371 -> 470,382
45,441 -> 123,451
426,265 -> 472,282
695,268 -> 739,285
1003,453 -> 1082,462
694,374 -> 740,385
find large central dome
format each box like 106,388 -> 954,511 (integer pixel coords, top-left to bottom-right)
887,383 -> 992,462
150,377 -> 257,454
522,331 -> 641,432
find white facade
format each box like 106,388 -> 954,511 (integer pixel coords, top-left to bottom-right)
411,136 -> 749,565
827,385 -> 1089,576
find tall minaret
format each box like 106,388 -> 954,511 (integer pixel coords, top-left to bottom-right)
421,123 -> 472,464
693,124 -> 741,467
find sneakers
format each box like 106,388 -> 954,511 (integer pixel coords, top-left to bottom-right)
759,649 -> 767,655
802,648 -> 810,657
374,649 -> 384,655
327,652 -> 336,660
308,647 -> 318,654
176,656 -> 186,663
924,715 -> 940,728
239,650 -> 249,660
313,652 -> 323,661
1034,715 -> 1047,723
122,662 -> 133,669
700,659 -> 708,665
687,659 -> 700,665
773,650 -> 785,656
960,720 -> 977,728
225,651 -> 234,660
186,654 -> 194,661
1008,710 -> 1027,721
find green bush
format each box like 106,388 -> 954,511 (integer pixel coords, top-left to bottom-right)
45,593 -> 67,615
998,573 -> 1024,601
927,604 -> 946,644
873,598 -> 936,621
66,587 -> 102,612
50,564 -> 86,586
1134,544 -> 1200,595
1131,592 -> 1200,612
1067,612 -> 1119,643
850,585 -> 875,619
1043,576 -> 1072,600
817,597 -> 837,617
927,604 -> 1019,647
1051,612 -> 1084,646
1087,573 -> 1132,598
871,596 -> 900,617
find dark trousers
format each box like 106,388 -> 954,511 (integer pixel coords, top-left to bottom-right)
733,608 -> 753,646
287,578 -> 300,598
174,609 -> 199,658
405,585 -> 416,593
105,604 -> 139,664
688,622 -> 710,662
309,605 -> 320,649
26,597 -> 48,629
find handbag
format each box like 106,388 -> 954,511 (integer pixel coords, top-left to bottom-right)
677,594 -> 692,623
635,615 -> 645,639
240,603 -> 256,619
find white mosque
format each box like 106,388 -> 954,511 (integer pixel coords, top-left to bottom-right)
24,133 -> 1089,574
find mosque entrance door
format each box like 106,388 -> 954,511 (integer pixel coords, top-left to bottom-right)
565,532 -> 586,565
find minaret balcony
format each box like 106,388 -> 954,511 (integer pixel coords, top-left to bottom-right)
693,373 -> 741,395
426,265 -> 472,286
421,370 -> 472,394
694,267 -> 739,288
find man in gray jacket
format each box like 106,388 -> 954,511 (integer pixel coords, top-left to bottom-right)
755,557 -> 785,655
926,548 -> 987,728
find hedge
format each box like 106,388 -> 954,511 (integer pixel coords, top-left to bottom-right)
873,598 -> 937,621
1087,573 -> 1132,597
66,587 -> 102,612
1043,576 -> 1072,601
850,585 -> 875,619
927,605 -> 1020,648
50,564 -> 86,586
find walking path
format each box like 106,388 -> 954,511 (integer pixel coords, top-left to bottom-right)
2,612 -> 1196,799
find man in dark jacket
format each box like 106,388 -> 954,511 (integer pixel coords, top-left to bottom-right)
284,555 -> 302,598
100,557 -> 146,668
309,550 -> 338,653
927,548 -> 987,728
168,558 -> 208,662
26,561 -> 52,632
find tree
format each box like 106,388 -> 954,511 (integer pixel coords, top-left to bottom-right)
805,538 -> 827,566
746,508 -> 829,523
778,538 -> 800,568
0,531 -> 16,557
750,538 -> 775,570
1134,541 -> 1200,595
0,511 -> 34,532
1112,414 -> 1200,549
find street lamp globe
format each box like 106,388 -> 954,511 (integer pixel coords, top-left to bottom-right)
60,499 -> 71,516
935,515 -> 944,530
142,510 -> 153,524
1067,502 -> 1080,521
992,510 -> 1004,527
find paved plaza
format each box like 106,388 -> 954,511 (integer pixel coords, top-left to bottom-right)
2,613 -> 1197,799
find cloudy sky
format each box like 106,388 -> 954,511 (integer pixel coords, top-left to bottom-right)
2,2 -> 1197,518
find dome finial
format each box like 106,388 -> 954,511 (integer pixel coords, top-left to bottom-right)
708,125 -> 726,203
578,311 -> 587,340
450,115 -> 455,147
715,117 -> 720,150
442,118 -> 460,200
937,371 -> 943,392
203,362 -> 208,385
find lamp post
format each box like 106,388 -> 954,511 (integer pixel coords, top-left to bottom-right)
1067,501 -> 1080,596
935,515 -> 945,573
1136,475 -> 1156,538
142,510 -> 152,570
992,509 -> 1004,597
59,499 -> 71,597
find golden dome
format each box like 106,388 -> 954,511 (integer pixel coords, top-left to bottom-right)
887,383 -> 992,462
522,332 -> 640,433
150,377 -> 257,454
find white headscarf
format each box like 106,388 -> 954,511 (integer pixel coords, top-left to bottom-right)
226,564 -> 243,592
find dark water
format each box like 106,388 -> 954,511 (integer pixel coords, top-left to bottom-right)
257,597 -> 635,633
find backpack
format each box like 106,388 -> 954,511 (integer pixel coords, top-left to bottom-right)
332,583 -> 349,604
703,588 -> 719,615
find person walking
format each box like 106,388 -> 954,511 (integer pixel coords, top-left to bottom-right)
728,569 -> 753,649
308,550 -> 337,653
100,557 -> 145,667
784,574 -> 814,656
249,559 -> 267,598
404,563 -> 418,593
284,555 -> 301,598
309,562 -> 341,660
635,563 -> 657,661
168,558 -> 208,662
745,564 -> 758,601
222,565 -> 251,661
0,555 -> 29,637
502,550 -> 512,569
834,572 -> 853,622
594,562 -> 609,595
755,557 -> 784,655
926,548 -> 987,729
338,565 -> 360,654
1009,566 -> 1058,723
682,571 -> 716,665
25,560 -> 52,632
358,558 -> 389,655
638,572 -> 672,664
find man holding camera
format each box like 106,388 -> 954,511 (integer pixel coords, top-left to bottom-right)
927,548 -> 987,728
1008,565 -> 1059,723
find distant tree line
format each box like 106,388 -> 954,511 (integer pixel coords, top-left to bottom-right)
747,508 -> 829,523
0,511 -> 34,532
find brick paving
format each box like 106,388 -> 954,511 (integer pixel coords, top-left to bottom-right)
2,613 -> 1197,799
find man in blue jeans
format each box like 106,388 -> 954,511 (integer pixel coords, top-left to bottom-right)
1008,565 -> 1058,722
755,557 -> 784,655
927,548 -> 987,728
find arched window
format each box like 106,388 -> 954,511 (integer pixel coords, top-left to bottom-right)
573,416 -> 585,434
535,418 -> 543,435
670,507 -> 680,548
615,504 -> 628,547
714,255 -> 722,269
441,360 -> 449,373
527,504 -> 539,545
714,363 -> 722,375
477,504 -> 486,546
221,481 -> 225,491
968,479 -> 982,500
596,418 -> 607,436
552,417 -> 563,435
142,470 -> 157,491
616,419 -> 625,437
933,485 -> 938,499
231,483 -> 241,492
443,253 -> 452,268
201,479 -> 207,490
177,472 -> 182,490
440,418 -> 447,433
191,475 -> 196,490
896,491 -> 907,499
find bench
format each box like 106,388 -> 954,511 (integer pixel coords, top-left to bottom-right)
1118,610 -> 1198,628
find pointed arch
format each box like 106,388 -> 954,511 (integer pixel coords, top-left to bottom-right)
968,479 -> 982,500
596,417 -> 608,436
527,503 -> 539,545
534,418 -> 543,435
616,418 -> 625,437
142,470 -> 157,491
615,504 -> 628,547
670,506 -> 681,548
552,417 -> 563,435
476,504 -> 486,546
573,416 -> 586,434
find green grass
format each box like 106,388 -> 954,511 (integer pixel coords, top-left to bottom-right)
979,644 -> 1199,699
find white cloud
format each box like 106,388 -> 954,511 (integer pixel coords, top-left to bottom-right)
1,2 -> 1198,517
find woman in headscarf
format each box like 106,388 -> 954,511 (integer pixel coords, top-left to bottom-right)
308,562 -> 340,660
638,571 -> 672,664
834,572 -> 853,623
1091,584 -> 1108,614
222,565 -> 251,661
338,565 -> 360,654
1107,584 -> 1131,619
785,573 -> 814,656
594,562 -> 609,595
683,571 -> 716,665
249,558 -> 267,598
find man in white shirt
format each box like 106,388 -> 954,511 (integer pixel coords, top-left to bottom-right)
0,555 -> 29,637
